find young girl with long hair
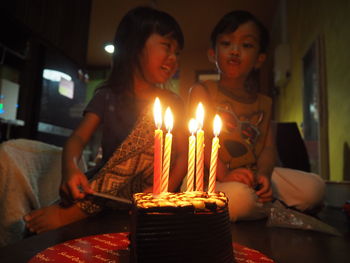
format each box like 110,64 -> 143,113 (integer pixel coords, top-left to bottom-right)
24,6 -> 187,233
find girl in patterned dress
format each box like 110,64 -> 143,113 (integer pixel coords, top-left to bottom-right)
24,6 -> 187,233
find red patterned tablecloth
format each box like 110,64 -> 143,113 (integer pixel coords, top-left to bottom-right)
29,232 -> 275,263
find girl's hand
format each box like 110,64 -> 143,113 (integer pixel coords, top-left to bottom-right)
255,174 -> 273,202
224,168 -> 255,187
60,168 -> 93,203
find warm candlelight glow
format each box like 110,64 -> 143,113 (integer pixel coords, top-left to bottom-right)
208,114 -> 222,193
164,107 -> 174,131
153,97 -> 162,129
189,118 -> 197,134
196,103 -> 204,129
161,107 -> 173,193
213,114 -> 222,136
153,97 -> 163,195
195,103 -> 205,191
186,118 -> 197,191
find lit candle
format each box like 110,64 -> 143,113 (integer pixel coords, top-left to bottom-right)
208,115 -> 222,193
195,103 -> 205,191
153,97 -> 163,195
161,107 -> 173,193
186,118 -> 197,192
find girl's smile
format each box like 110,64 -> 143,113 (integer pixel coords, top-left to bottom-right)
138,33 -> 180,86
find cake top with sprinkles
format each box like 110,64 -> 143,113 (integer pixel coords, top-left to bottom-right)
133,191 -> 228,212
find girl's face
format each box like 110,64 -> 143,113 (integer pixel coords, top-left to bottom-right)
209,21 -> 266,81
138,33 -> 180,85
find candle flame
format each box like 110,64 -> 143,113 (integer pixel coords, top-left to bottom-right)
188,118 -> 197,135
153,97 -> 162,129
213,114 -> 222,136
196,103 -> 204,129
164,107 -> 173,132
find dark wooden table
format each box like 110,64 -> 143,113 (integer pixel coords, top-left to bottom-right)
0,207 -> 349,263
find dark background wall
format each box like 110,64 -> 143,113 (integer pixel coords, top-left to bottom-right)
0,0 -> 91,146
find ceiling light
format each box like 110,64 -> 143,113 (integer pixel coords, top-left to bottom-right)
104,43 -> 115,54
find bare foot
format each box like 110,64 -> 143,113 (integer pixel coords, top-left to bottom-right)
23,204 -> 88,234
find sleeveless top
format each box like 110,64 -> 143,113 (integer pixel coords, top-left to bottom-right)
202,80 -> 272,170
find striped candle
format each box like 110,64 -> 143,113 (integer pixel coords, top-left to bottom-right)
161,107 -> 173,193
208,115 -> 222,193
153,97 -> 163,195
195,103 -> 205,191
186,118 -> 197,192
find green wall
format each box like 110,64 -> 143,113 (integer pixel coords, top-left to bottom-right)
86,79 -> 104,104
274,0 -> 350,181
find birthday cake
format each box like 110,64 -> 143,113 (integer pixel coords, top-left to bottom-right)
130,191 -> 234,263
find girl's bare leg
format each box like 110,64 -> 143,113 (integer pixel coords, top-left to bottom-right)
23,203 -> 88,234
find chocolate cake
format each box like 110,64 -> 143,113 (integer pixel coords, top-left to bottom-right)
130,191 -> 234,263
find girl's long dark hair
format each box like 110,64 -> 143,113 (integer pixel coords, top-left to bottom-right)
102,6 -> 184,96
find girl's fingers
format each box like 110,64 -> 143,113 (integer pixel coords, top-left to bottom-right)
234,173 -> 251,186
255,183 -> 269,196
80,178 -> 93,195
67,180 -> 84,200
63,173 -> 90,200
234,168 -> 255,185
258,193 -> 273,202
257,187 -> 273,202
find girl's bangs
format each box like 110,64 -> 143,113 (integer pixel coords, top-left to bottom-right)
153,19 -> 184,49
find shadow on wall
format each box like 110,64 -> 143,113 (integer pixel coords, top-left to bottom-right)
343,142 -> 350,181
